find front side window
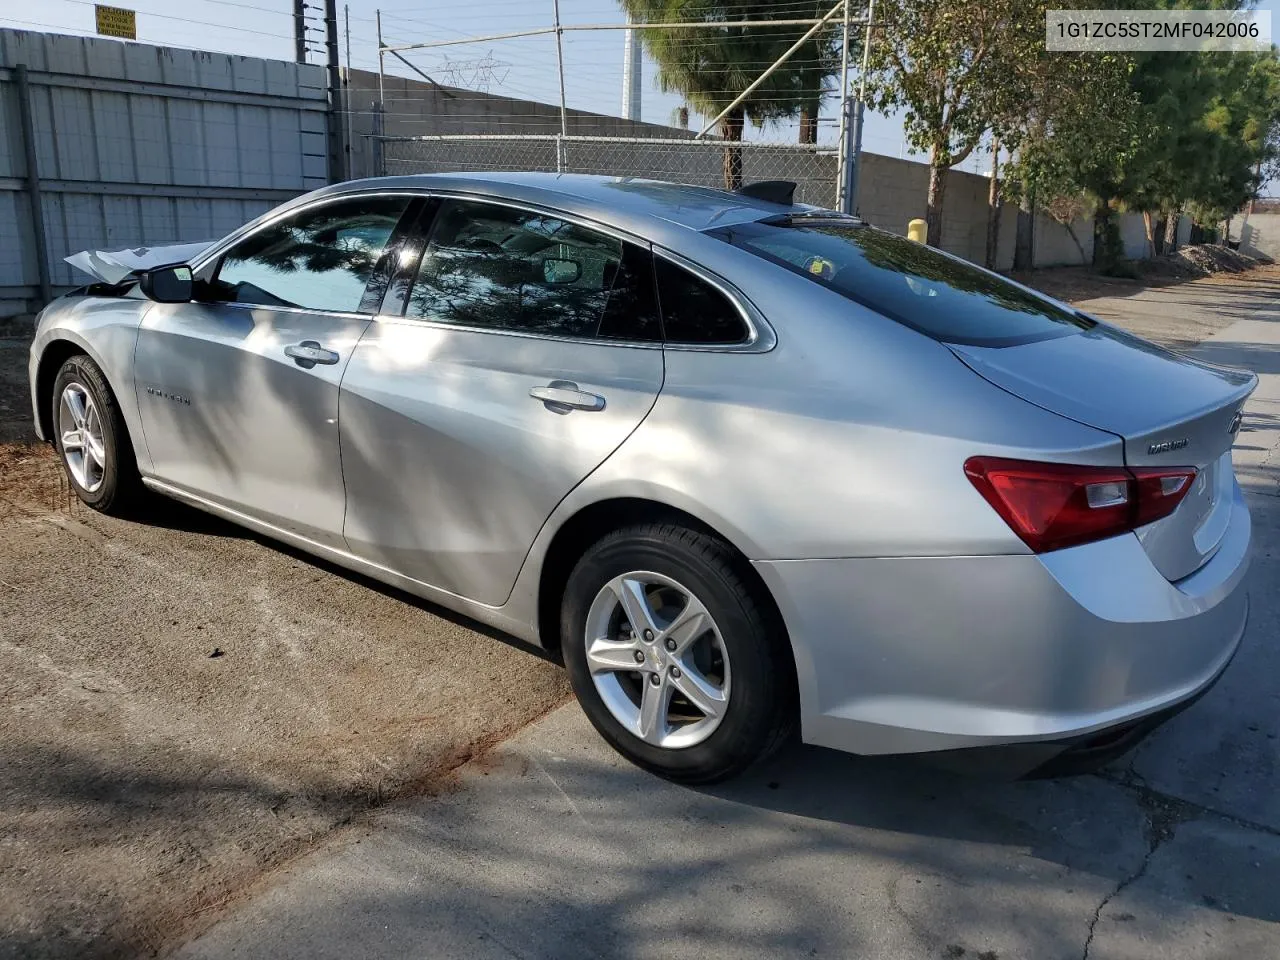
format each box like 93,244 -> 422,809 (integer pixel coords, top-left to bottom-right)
711,218 -> 1092,347
214,196 -> 410,313
404,200 -> 660,341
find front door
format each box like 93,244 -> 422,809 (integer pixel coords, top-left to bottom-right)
134,194 -> 415,548
340,197 -> 666,605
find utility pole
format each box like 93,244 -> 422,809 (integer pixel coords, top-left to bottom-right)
553,0 -> 568,171
835,0 -> 852,211
324,0 -> 342,181
621,12 -> 641,121
293,0 -> 306,63
344,4 -> 353,182
840,0 -> 874,216
375,9 -> 385,177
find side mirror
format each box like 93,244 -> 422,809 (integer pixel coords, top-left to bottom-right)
541,257 -> 582,285
138,264 -> 193,303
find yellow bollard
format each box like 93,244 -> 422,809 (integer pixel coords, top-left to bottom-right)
907,218 -> 927,243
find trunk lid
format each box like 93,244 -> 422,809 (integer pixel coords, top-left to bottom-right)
951,324 -> 1255,581
65,240 -> 215,286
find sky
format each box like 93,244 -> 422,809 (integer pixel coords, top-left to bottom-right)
4,0 -> 1278,182
3,0 -> 946,166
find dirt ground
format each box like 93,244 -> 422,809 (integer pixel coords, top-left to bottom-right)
0,261 -> 1274,960
0,341 -> 570,959
1012,258 -> 1280,315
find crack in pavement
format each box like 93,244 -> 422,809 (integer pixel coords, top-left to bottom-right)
1096,767 -> 1280,841
1081,779 -> 1196,960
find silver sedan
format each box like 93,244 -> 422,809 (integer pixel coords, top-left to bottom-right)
29,173 -> 1255,782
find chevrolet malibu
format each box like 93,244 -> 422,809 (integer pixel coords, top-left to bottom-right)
29,173 -> 1254,782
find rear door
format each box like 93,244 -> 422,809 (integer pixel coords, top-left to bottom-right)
339,197 -> 665,605
135,194 -> 416,548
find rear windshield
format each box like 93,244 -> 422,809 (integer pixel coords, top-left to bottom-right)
710,219 -> 1092,347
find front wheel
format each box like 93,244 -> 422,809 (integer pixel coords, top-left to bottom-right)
52,355 -> 143,514
561,523 -> 796,783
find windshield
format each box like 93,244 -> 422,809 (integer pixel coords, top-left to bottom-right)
711,219 -> 1093,347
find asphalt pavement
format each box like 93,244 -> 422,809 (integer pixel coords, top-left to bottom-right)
172,277 -> 1280,959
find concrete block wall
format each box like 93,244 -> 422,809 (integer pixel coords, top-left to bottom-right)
851,152 -> 1164,271
1034,217 -> 1092,268
1238,212 -> 1280,260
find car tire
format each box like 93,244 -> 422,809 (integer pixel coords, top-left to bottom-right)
51,354 -> 144,514
561,522 -> 796,783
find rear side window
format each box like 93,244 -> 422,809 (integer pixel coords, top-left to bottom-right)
404,199 -> 661,341
654,257 -> 749,345
711,219 -> 1092,347
214,196 -> 410,313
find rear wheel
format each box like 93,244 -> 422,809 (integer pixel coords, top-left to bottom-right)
52,355 -> 143,514
561,523 -> 795,783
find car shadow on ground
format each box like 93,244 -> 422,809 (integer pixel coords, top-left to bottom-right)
260,527 -> 560,665
130,493 -> 251,538
128,494 -> 561,665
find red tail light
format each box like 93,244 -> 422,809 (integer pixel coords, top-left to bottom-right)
964,457 -> 1197,553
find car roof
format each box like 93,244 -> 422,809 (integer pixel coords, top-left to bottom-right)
313,171 -> 811,246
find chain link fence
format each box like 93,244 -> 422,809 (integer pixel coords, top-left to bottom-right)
377,134 -> 840,209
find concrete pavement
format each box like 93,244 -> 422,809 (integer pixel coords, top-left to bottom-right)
172,283 -> 1280,959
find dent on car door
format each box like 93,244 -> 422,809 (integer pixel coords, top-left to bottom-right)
339,197 -> 666,605
133,194 -> 417,547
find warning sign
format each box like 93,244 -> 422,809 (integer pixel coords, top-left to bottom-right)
94,4 -> 136,40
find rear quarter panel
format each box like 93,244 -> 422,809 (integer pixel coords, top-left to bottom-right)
582,259 -> 1125,561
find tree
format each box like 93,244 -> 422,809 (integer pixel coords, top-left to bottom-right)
619,0 -> 841,188
863,0 -> 1046,246
1008,0 -> 1280,273
1006,49 -> 1145,274
1043,191 -> 1093,264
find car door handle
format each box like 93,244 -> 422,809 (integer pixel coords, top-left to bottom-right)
284,341 -> 340,368
529,381 -> 606,412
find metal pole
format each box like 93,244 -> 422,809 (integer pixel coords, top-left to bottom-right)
15,65 -> 52,307
343,4 -> 353,182
553,0 -> 569,134
835,0 -> 852,211
382,17 -> 840,54
375,9 -> 386,177
386,48 -> 451,95
294,0 -> 306,62
376,9 -> 385,111
622,12 -> 641,121
842,0 -> 874,215
325,0 -> 341,183
553,0 -> 568,172
696,0 -> 846,139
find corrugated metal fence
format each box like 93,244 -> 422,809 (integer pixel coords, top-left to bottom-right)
0,29 -> 329,317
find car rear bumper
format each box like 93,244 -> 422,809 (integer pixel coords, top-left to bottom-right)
753,480 -> 1252,761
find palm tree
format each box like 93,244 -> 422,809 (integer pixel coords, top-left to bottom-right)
619,0 -> 840,188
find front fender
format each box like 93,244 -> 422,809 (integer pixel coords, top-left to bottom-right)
30,297 -> 151,471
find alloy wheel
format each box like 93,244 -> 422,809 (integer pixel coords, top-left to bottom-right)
58,382 -> 107,494
584,571 -> 732,749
